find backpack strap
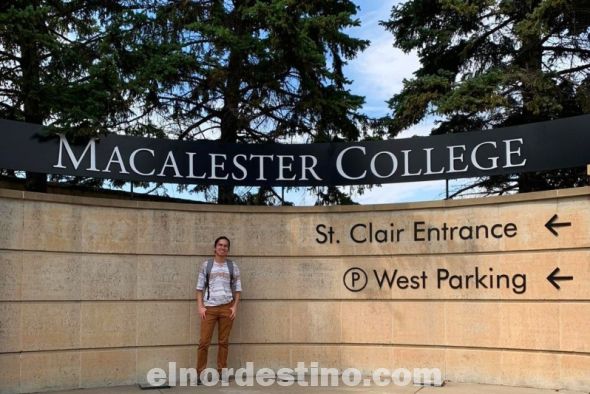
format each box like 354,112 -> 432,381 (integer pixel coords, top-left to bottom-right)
204,259 -> 235,300
226,259 -> 234,289
204,259 -> 214,300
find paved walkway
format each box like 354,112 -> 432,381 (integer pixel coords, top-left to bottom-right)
45,381 -> 587,394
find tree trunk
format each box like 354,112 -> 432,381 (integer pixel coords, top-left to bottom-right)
217,12 -> 244,204
20,4 -> 47,193
517,0 -> 545,193
217,89 -> 238,203
217,67 -> 239,203
24,173 -> 47,192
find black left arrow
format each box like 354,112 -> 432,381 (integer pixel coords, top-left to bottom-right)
545,214 -> 571,236
547,267 -> 573,290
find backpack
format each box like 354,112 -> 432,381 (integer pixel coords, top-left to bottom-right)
204,259 -> 234,300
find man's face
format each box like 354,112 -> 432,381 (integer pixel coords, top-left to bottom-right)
215,239 -> 230,258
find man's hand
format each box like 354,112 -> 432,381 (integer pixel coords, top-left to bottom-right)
229,304 -> 238,320
199,305 -> 207,320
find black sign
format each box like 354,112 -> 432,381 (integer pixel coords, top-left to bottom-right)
1,115 -> 589,187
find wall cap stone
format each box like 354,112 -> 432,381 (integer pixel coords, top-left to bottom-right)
0,186 -> 588,213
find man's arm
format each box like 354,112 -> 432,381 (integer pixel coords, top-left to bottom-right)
229,291 -> 240,320
196,290 -> 207,320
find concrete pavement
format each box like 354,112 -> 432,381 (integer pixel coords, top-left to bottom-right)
44,381 -> 588,394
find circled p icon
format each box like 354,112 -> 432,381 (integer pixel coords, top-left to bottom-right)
343,267 -> 368,292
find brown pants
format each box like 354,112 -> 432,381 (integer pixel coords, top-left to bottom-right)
196,302 -> 234,375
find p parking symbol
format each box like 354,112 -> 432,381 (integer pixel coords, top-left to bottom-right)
343,267 -> 368,292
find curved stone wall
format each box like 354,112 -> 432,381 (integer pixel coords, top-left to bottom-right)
0,187 -> 589,392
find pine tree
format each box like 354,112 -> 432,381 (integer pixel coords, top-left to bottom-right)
0,1 -> 174,191
1,1 -> 368,204
156,0 -> 369,204
381,0 -> 590,196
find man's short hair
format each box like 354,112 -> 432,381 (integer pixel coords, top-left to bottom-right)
214,236 -> 231,249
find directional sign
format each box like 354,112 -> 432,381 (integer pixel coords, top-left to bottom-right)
304,199 -> 589,256
544,214 -> 572,236
304,192 -> 589,300
546,267 -> 574,290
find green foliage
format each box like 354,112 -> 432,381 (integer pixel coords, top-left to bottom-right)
312,186 -> 358,206
157,0 -> 368,142
0,1 -> 369,204
0,1 -> 177,191
381,0 -> 590,194
153,0 -> 369,203
2,2 -> 132,132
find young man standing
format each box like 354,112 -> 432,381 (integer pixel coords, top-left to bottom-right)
196,236 -> 242,383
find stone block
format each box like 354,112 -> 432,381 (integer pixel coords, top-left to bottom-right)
288,258 -> 343,300
560,304 -> 590,353
21,252 -> 80,300
239,257 -> 343,300
233,214 -> 290,256
559,354 -> 590,392
232,344 -> 290,370
0,303 -> 20,352
445,303 -> 500,348
285,215 -> 320,256
392,347 -> 446,378
23,201 -> 83,252
226,344 -> 242,370
22,302 -> 80,351
552,197 -> 590,248
0,198 -> 23,250
237,258 -> 292,300
81,255 -> 137,300
81,349 -> 136,388
188,213 -> 227,255
137,302 -> 191,346
0,353 -> 20,394
290,302 -> 341,343
500,351 -> 560,389
20,351 -> 80,393
136,346 -> 192,384
289,345 -> 341,369
0,251 -> 21,301
391,302 -> 444,346
81,206 -> 137,254
237,302 -> 290,343
136,210 -> 196,255
81,302 -> 137,348
137,256 -> 194,300
341,302 -> 392,344
499,303 -> 560,351
340,346 -> 393,375
445,348 -> 503,385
